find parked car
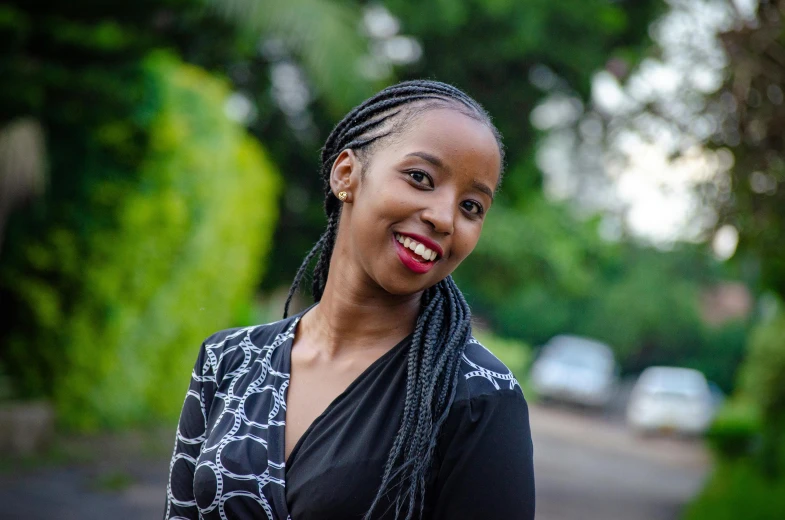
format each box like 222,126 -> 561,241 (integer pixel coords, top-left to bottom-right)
626,366 -> 715,435
530,335 -> 618,407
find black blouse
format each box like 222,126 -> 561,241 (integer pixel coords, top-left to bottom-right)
163,308 -> 535,520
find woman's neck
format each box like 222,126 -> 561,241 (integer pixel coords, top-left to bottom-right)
300,259 -> 421,357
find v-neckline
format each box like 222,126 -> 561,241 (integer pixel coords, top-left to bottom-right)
280,307 -> 412,471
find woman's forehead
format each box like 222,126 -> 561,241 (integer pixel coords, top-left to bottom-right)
392,108 -> 502,183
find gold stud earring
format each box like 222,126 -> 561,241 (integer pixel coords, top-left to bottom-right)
338,191 -> 348,202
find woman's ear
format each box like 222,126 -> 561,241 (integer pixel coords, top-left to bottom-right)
329,149 -> 360,202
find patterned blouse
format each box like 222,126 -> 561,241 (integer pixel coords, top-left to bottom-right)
164,307 -> 535,519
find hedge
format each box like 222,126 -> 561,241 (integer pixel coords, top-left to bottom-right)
0,53 -> 280,430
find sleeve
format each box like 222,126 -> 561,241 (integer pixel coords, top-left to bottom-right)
430,389 -> 535,520
163,339 -> 218,520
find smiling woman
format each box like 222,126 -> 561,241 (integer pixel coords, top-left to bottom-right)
164,81 -> 535,520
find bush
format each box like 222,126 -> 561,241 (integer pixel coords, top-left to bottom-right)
0,53 -> 280,430
684,460 -> 785,520
737,311 -> 785,476
739,312 -> 785,425
687,309 -> 785,519
705,399 -> 761,459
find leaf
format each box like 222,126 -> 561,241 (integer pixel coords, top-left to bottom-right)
211,0 -> 378,112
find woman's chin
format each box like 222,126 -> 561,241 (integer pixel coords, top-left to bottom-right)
376,273 -> 445,297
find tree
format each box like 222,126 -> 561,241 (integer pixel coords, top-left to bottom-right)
709,0 -> 785,298
253,0 -> 664,290
385,0 -> 663,200
0,0 -> 378,427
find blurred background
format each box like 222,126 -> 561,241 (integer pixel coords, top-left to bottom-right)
0,0 -> 783,518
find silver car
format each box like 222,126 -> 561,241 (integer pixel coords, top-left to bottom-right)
626,366 -> 715,435
530,335 -> 618,407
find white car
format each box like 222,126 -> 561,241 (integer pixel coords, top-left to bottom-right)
626,366 -> 715,435
530,335 -> 618,407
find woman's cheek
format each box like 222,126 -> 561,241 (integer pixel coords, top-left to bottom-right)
453,228 -> 481,262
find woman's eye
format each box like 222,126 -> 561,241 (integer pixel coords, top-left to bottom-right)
461,200 -> 484,216
407,170 -> 433,187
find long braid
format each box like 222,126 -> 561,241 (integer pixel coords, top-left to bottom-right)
283,80 -> 504,519
283,229 -> 329,319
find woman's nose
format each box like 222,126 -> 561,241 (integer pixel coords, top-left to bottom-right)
421,197 -> 455,235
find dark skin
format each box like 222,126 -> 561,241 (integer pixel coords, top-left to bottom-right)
284,108 -> 502,462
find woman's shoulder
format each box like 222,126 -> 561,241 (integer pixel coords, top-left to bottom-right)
202,315 -> 298,350
195,315 -> 299,378
452,335 -> 525,404
434,335 -> 533,469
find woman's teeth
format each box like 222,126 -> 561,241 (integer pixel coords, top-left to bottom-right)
395,233 -> 438,261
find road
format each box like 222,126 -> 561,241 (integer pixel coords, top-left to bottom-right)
530,403 -> 710,520
1,404 -> 710,519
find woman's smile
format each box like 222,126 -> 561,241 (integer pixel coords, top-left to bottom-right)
392,232 -> 441,274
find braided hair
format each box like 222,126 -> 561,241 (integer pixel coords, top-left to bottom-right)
283,80 -> 504,520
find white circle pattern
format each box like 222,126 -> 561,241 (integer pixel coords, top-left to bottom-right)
164,318 -> 299,520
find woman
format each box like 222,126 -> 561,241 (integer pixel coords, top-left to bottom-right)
164,80 -> 535,520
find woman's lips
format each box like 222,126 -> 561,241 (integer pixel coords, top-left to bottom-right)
392,234 -> 437,274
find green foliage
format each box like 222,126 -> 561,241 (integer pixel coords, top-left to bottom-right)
385,0 -> 662,199
705,399 -> 762,460
464,198 -> 604,300
0,0 -> 382,431
258,0 -> 663,291
0,0 -> 746,438
689,310 -> 785,518
455,196 -> 748,390
739,312 -> 785,424
685,459 -> 785,520
213,0 -> 381,114
698,321 -> 750,392
371,0 -> 746,395
578,249 -> 706,370
455,196 -> 606,342
737,310 -> 785,476
0,53 -> 280,430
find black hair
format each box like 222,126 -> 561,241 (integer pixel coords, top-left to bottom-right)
283,80 -> 503,520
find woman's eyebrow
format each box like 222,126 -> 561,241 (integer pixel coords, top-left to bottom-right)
405,151 -> 444,168
473,181 -> 494,201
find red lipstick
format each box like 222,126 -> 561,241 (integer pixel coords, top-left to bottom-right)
392,233 -> 440,274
